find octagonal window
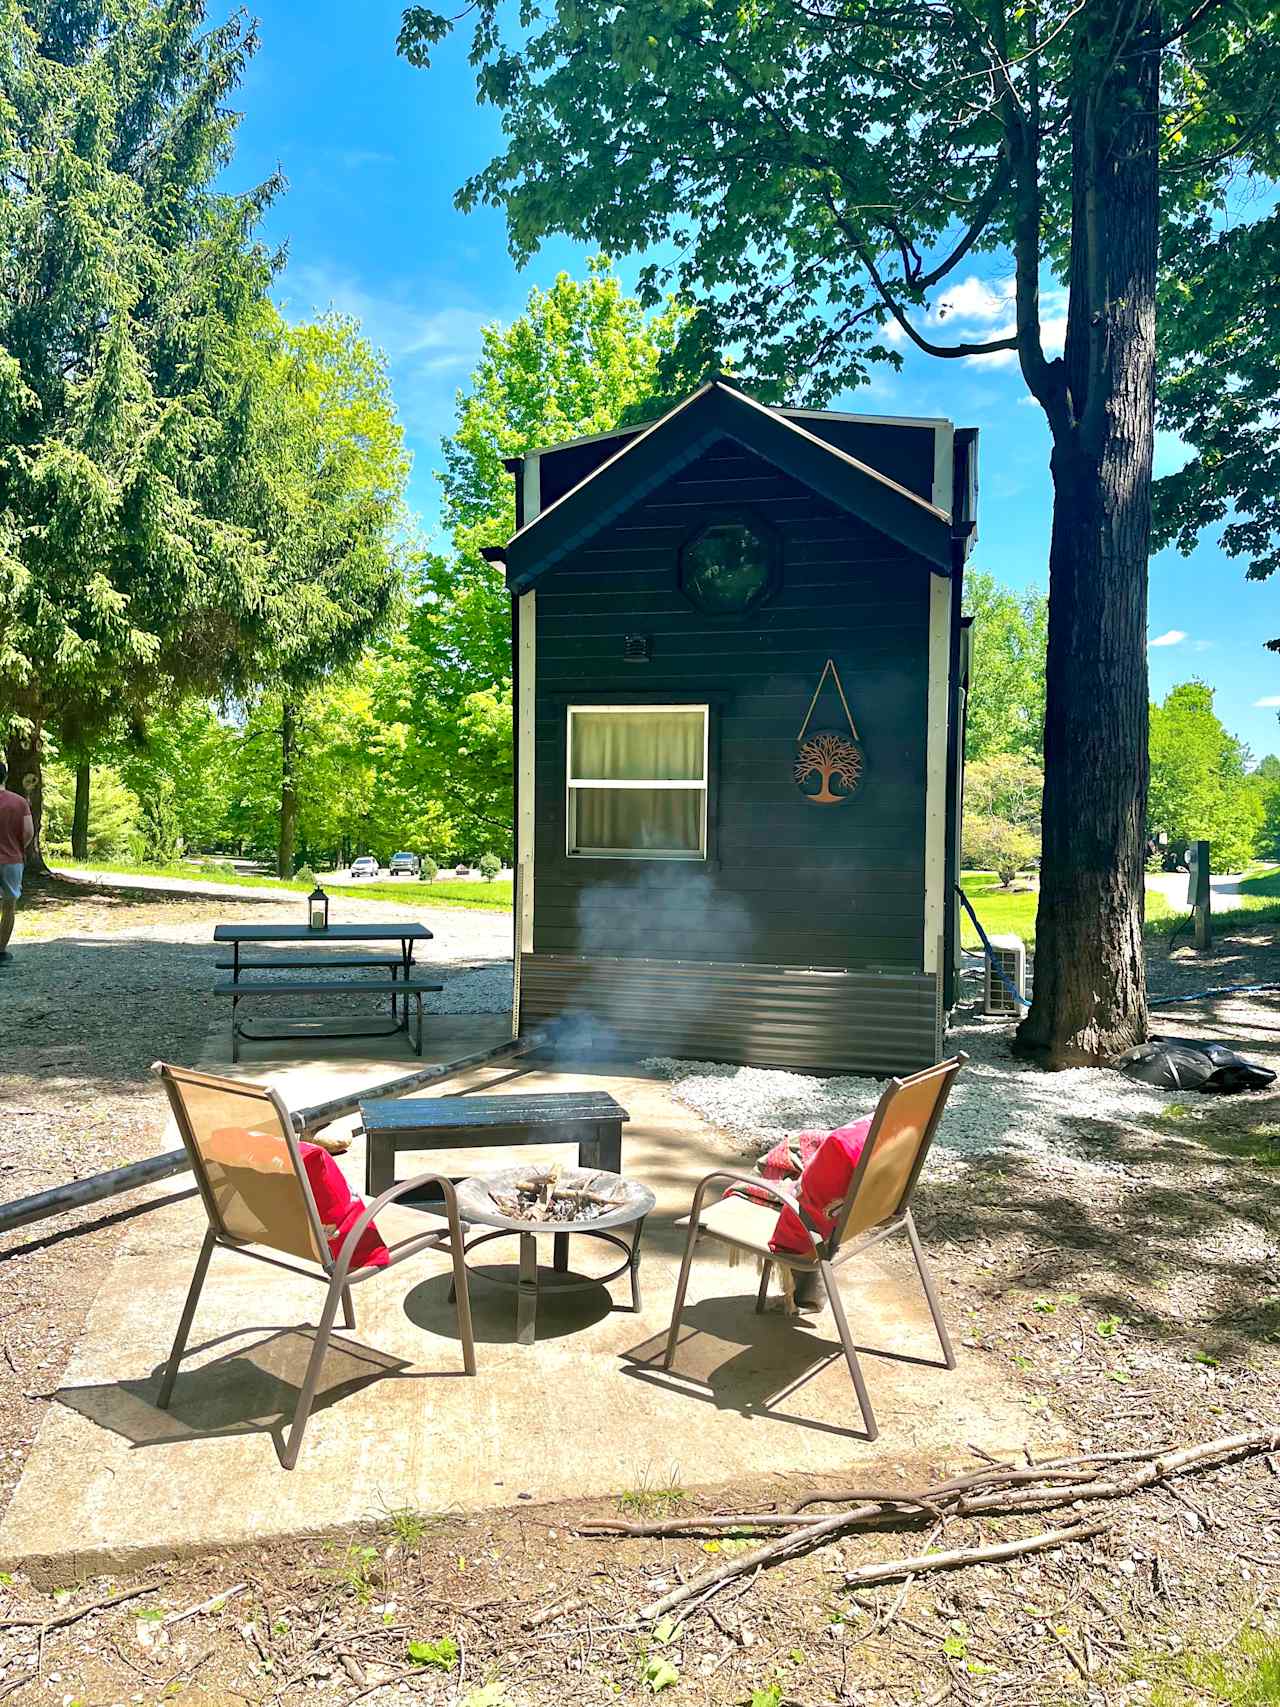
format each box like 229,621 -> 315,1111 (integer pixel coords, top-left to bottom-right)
679,516 -> 777,615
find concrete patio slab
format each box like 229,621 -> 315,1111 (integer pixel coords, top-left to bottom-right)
0,1019 -> 1053,1582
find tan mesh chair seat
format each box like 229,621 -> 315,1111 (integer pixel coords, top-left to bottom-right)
678,1195 -> 819,1265
152,1062 -> 476,1469
663,1054 -> 968,1442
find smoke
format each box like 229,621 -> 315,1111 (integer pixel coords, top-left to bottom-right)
541,867 -> 754,1064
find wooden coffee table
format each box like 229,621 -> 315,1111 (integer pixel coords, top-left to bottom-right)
359,1090 -> 629,1196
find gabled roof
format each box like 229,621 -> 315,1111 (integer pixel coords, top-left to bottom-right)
499,378 -> 956,592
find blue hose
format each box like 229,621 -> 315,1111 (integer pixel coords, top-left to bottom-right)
1150,983 -> 1280,1007
954,885 -> 1031,1008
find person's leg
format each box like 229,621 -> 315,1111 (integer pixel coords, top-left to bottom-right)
0,863 -> 22,958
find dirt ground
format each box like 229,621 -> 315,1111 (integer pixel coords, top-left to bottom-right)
1,875 -> 1278,1705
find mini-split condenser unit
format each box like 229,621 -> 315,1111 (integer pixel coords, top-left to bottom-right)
983,933 -> 1028,1017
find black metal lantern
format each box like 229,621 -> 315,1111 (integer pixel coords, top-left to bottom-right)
307,884 -> 329,931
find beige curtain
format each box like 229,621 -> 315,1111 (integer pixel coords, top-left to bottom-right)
570,710 -> 705,854
573,787 -> 701,853
570,710 -> 704,781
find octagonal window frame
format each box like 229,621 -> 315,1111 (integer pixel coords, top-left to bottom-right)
676,508 -> 782,620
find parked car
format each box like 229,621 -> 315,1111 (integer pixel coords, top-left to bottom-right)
388,851 -> 421,877
349,855 -> 380,879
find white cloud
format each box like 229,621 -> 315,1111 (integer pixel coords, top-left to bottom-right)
333,148 -> 394,171
277,262 -> 493,441
1254,695 -> 1280,708
933,275 -> 1015,325
1149,630 -> 1187,648
284,262 -> 488,366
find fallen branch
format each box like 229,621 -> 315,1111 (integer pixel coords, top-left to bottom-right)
840,1519 -> 1109,1590
634,1426 -> 1280,1623
582,1491 -> 945,1538
0,1581 -> 159,1632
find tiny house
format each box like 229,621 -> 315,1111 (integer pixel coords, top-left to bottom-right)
490,379 -> 977,1075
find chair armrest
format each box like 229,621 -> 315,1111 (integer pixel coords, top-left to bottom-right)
685,1168 -> 825,1257
330,1171 -> 465,1285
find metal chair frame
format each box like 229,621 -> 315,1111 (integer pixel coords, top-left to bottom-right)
662,1053 -> 968,1442
153,1061 -> 476,1470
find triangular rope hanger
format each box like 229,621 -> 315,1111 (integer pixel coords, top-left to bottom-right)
796,658 -> 860,744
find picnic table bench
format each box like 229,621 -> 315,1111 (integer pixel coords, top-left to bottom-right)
212,923 -> 438,1061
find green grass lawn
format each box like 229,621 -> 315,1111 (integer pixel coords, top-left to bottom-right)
960,865 -> 1280,947
50,856 -> 513,912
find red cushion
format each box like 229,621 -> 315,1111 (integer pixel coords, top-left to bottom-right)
299,1142 -> 390,1270
769,1117 -> 872,1256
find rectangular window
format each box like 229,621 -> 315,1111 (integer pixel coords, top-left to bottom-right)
567,705 -> 708,859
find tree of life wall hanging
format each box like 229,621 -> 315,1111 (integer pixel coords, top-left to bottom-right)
794,658 -> 864,805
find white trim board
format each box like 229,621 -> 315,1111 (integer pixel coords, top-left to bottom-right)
516,590 -> 537,962
931,425 -> 955,515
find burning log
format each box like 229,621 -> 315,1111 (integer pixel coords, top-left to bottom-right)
491,1167 -> 625,1224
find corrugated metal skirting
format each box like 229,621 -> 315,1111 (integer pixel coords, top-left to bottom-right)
519,954 -> 942,1076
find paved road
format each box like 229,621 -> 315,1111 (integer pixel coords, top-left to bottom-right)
1145,870 -> 1248,913
51,864 -> 510,905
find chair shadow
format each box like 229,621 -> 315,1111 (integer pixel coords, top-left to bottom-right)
618,1294 -> 951,1442
404,1265 -> 617,1345
53,1321 -> 462,1462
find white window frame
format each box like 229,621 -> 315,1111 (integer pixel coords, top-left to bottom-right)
566,704 -> 709,861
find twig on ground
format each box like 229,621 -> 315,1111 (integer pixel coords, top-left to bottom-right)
840,1519 -> 1109,1591
632,1428 -> 1280,1622
524,1594 -> 588,1629
0,1581 -> 159,1632
164,1582 -> 248,1625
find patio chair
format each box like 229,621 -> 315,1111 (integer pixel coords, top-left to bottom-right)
662,1053 -> 967,1442
152,1061 -> 476,1469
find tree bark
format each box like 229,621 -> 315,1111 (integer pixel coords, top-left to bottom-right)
6,722 -> 50,876
1016,3 -> 1159,1067
278,698 -> 297,879
72,762 -> 90,859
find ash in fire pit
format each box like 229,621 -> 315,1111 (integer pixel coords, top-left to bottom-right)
455,1164 -> 656,1238
490,1164 -> 623,1225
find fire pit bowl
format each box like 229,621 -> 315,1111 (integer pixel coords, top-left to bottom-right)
453,1166 -> 656,1347
455,1165 -> 655,1233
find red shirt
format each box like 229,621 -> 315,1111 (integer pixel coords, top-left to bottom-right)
0,789 -> 31,864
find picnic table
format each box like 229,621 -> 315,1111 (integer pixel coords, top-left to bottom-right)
212,922 -> 440,1061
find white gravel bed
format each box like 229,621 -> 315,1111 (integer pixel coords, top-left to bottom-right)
424,961 -> 513,1014
644,1019 -> 1185,1180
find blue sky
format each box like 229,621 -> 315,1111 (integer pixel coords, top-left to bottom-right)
224,0 -> 1280,758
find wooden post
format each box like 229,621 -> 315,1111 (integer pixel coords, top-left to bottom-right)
1190,840 -> 1212,952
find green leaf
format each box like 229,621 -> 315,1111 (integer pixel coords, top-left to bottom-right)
750,1686 -> 783,1707
645,1656 -> 680,1692
942,1633 -> 968,1659
407,1635 -> 459,1669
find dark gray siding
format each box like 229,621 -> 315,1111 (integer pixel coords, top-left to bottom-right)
531,436 -> 933,974
521,957 -> 942,1076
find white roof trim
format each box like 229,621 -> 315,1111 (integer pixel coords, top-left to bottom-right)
524,403 -> 955,460
505,380 -> 719,545
508,381 -> 951,550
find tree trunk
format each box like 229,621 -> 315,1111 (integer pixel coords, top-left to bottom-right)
1016,4 -> 1159,1067
6,722 -> 49,876
72,762 -> 90,859
278,698 -> 297,879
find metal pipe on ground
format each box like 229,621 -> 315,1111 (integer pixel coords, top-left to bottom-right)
0,1029 -> 549,1240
